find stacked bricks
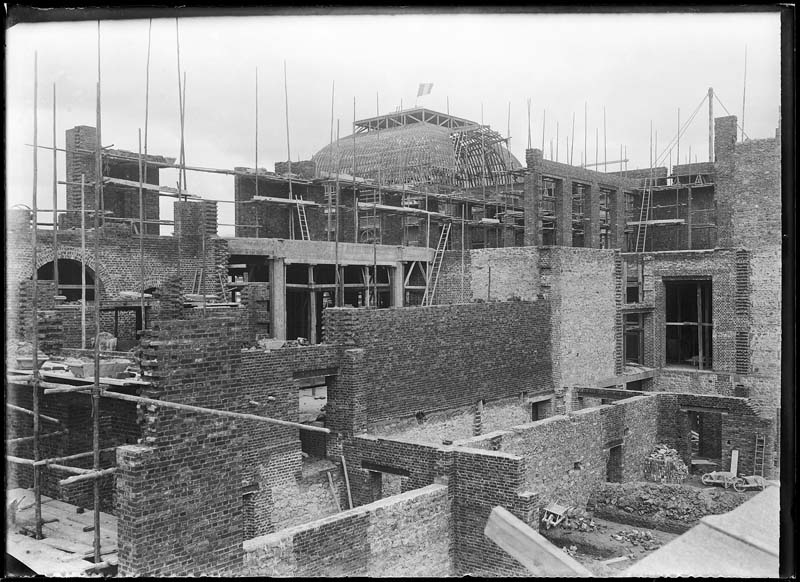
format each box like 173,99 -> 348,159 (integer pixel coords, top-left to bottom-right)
274,160 -> 316,179
322,301 -> 551,428
242,484 -> 452,577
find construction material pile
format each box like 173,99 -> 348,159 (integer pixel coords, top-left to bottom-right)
644,444 -> 688,484
611,528 -> 661,551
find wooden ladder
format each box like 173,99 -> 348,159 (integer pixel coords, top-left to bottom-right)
753,434 -> 766,476
421,221 -> 451,306
634,181 -> 653,252
294,195 -> 310,241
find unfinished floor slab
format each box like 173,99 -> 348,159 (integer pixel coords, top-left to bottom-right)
6,488 -> 118,576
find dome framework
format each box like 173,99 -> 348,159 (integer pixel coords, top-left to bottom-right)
312,108 -> 522,192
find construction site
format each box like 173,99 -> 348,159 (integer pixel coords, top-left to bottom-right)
5,14 -> 787,579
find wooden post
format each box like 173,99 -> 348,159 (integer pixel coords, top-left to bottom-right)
696,283 -> 703,371
341,455 -> 353,510
308,264 -> 317,344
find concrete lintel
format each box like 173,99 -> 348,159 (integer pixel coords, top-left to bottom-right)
225,237 -> 433,266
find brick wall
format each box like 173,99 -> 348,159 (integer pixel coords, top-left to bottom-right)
340,434 -> 534,577
242,484 -> 452,577
496,395 -> 659,511
115,317 -> 341,576
540,247 -> 617,389
654,392 -> 775,478
322,301 -> 552,427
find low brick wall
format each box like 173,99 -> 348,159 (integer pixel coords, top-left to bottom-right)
242,484 -> 452,577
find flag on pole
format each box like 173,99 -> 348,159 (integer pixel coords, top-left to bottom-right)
417,83 -> 433,97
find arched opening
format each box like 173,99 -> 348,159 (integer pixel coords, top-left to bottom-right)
37,259 -> 96,301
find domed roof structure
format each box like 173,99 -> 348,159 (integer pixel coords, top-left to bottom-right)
312,108 -> 522,191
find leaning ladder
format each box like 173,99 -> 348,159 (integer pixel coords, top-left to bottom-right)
294,195 -> 310,241
634,181 -> 653,252
421,221 -> 452,306
753,434 -> 766,476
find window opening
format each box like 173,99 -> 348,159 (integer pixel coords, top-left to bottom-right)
624,313 -> 644,365
572,183 -> 587,247
540,178 -> 557,245
665,280 -> 712,369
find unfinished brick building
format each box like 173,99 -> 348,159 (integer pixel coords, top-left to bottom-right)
5,101 -> 782,576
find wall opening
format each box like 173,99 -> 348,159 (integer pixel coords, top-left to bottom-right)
606,445 -> 623,482
540,178 -> 557,245
571,182 -> 588,247
36,259 -> 96,301
665,279 -> 712,369
687,410 -> 722,462
623,313 -> 644,365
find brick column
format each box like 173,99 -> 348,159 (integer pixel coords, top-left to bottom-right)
65,126 -> 98,228
523,149 -> 542,247
587,181 -> 601,248
557,179 -> 573,247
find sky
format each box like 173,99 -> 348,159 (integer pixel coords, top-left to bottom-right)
5,9 -> 782,238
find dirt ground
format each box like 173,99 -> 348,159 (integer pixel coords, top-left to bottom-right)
541,515 -> 680,576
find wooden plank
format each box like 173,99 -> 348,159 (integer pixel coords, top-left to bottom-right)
6,533 -> 96,577
483,506 -> 593,577
730,449 -> 739,475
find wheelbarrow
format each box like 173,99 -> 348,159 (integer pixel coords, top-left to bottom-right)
541,501 -> 573,529
700,470 -> 741,489
732,475 -> 767,492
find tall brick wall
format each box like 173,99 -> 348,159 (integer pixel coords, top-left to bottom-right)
435,250 -> 473,304
712,116 -> 781,413
540,247 -> 617,389
322,301 -> 552,427
242,484 -> 452,577
436,246 -> 616,394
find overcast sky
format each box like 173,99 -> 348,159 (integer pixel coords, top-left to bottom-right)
6,10 -> 782,237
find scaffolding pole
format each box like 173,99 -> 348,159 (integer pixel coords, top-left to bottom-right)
93,21 -> 103,561
100,390 -> 332,433
52,84 -> 59,294
31,50 -> 43,541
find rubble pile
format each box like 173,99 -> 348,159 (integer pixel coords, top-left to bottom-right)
644,444 -> 688,484
561,514 -> 605,533
611,528 -> 661,551
589,482 -> 749,533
